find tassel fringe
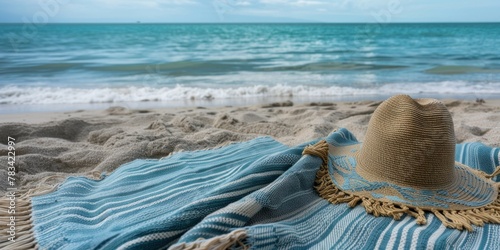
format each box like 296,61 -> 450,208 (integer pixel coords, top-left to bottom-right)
0,170 -> 103,249
0,173 -> 76,250
169,229 -> 249,250
485,166 -> 500,179
302,140 -> 329,164
304,141 -> 500,232
0,197 -> 38,249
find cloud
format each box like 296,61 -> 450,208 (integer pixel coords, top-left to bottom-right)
88,0 -> 199,8
293,0 -> 325,6
99,0 -> 197,5
160,0 -> 198,5
234,1 -> 252,6
259,0 -> 327,6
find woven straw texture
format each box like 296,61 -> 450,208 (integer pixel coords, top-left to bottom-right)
358,95 -> 456,188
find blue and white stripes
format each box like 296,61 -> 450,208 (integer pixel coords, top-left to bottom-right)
456,142 -> 500,182
31,130 -> 500,249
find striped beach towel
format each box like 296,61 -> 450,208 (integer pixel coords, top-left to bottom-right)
4,128 -> 500,249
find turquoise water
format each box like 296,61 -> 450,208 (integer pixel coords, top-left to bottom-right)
1,23 -> 500,112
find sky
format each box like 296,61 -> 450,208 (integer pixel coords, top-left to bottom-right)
0,0 -> 499,23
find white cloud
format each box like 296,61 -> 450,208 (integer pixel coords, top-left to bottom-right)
294,0 -> 324,6
260,0 -> 327,6
78,0 -> 198,8
164,0 -> 198,5
235,1 -> 252,6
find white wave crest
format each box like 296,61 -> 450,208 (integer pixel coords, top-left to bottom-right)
1,82 -> 500,105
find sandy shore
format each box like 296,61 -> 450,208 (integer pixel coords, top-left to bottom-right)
1,98 -> 500,194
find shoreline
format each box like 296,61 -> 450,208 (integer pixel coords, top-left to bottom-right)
3,97 -> 500,124
1,97 -> 499,195
3,92 -> 500,115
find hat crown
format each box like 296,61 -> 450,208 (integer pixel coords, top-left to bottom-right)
358,95 -> 456,188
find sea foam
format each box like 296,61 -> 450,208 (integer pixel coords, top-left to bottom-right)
1,82 -> 500,105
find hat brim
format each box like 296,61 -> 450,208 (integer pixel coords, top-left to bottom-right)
328,143 -> 498,211
310,129 -> 500,231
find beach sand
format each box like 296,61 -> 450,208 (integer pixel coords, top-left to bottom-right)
1,98 -> 500,195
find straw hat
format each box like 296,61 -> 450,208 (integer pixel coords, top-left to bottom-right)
306,95 -> 500,231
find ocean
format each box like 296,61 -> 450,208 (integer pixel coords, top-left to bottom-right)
1,23 -> 500,113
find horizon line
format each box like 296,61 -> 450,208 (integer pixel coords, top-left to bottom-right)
1,21 -> 500,25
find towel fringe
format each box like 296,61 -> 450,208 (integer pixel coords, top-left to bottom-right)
0,174 -> 68,249
168,229 -> 248,250
0,169 -> 102,249
0,197 -> 38,249
305,140 -> 500,232
19,176 -> 63,200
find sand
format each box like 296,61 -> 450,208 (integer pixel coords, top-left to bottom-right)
1,98 -> 500,195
